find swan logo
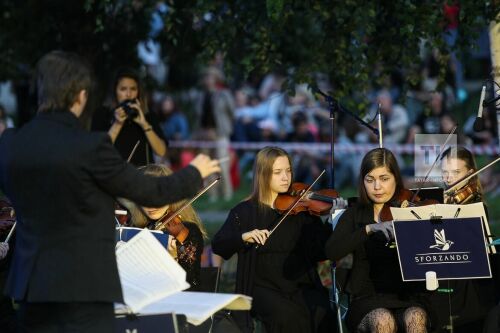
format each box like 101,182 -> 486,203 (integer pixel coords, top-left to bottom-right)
429,229 -> 454,251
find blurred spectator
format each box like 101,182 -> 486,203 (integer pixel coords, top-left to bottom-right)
373,89 -> 409,143
0,120 -> 6,136
0,104 -> 15,128
442,1 -> 467,102
158,95 -> 189,141
414,91 -> 448,135
286,112 -> 325,185
232,86 -> 263,142
192,66 -> 235,201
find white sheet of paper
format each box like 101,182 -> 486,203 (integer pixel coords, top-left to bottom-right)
115,229 -> 190,313
330,209 -> 346,231
138,291 -> 252,325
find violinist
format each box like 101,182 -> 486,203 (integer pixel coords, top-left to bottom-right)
211,146 -> 336,333
0,51 -> 221,332
440,146 -> 483,204
121,164 -> 206,290
325,148 -> 430,333
434,146 -> 497,332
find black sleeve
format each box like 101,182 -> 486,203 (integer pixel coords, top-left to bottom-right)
89,134 -> 202,207
301,213 -> 332,262
211,208 -> 247,260
91,106 -> 113,132
324,207 -> 369,261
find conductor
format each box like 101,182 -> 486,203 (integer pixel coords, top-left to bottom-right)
0,51 -> 221,332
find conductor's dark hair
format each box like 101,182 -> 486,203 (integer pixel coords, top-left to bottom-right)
35,51 -> 92,113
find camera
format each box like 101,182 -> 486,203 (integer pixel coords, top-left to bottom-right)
117,99 -> 139,119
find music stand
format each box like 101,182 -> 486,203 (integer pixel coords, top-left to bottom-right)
115,313 -> 188,333
393,217 -> 492,331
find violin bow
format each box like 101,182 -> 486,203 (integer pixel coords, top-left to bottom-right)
410,126 -> 457,203
5,221 -> 16,243
377,104 -> 383,149
154,177 -> 220,230
444,156 -> 500,195
127,141 -> 141,163
267,169 -> 326,237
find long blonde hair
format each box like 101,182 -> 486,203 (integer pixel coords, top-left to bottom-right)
249,147 -> 293,207
122,164 -> 207,239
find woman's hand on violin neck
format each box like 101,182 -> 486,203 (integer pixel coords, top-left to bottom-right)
366,221 -> 394,241
242,229 -> 270,245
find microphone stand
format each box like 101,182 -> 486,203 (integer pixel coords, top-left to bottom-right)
314,88 -> 379,188
313,88 -> 379,333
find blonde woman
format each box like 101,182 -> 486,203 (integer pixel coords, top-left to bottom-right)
123,164 -> 207,290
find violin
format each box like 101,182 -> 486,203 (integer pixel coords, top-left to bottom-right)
443,156 -> 500,205
274,182 -> 342,216
155,212 -> 189,244
153,177 -> 220,245
445,182 -> 479,204
0,198 -> 16,243
379,188 -> 439,222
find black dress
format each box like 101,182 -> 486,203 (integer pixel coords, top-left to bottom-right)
91,106 -> 167,167
325,203 -> 431,332
212,200 -> 336,333
424,201 -> 498,332
147,221 -> 203,290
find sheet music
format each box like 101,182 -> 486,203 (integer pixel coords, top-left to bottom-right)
115,229 -> 190,313
138,291 -> 252,325
390,203 -> 495,253
330,209 -> 346,231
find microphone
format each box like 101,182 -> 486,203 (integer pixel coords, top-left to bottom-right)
473,86 -> 486,132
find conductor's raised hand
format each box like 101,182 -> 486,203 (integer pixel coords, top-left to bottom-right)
189,154 -> 221,178
242,229 -> 270,245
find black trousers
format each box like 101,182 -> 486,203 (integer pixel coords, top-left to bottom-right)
17,301 -> 114,333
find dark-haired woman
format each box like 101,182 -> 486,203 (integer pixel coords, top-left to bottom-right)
212,146 -> 336,333
325,148 -> 430,333
92,68 -> 167,166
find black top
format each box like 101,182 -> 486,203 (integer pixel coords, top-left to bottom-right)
325,203 -> 424,299
0,111 -> 202,302
148,221 -> 204,290
91,106 -> 167,167
212,200 -> 331,331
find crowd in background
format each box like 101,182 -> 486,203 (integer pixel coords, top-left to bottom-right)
0,28 -> 498,201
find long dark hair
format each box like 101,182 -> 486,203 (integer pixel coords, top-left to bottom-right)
357,148 -> 404,205
111,67 -> 149,114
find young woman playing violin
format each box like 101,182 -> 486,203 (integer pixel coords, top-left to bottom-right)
325,148 -> 430,333
122,164 -> 207,291
440,146 -> 483,204
436,146 -> 497,332
211,146 -> 336,333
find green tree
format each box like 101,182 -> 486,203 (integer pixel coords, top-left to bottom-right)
0,0 -> 496,98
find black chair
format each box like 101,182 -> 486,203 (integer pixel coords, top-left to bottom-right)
199,266 -> 221,293
189,266 -> 222,333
